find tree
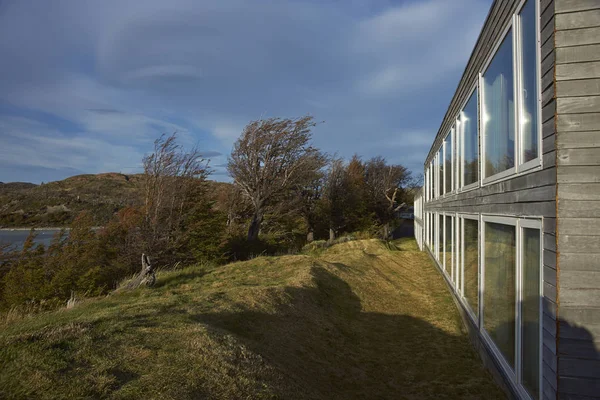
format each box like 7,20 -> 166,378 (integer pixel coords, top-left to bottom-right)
364,157 -> 411,239
297,170 -> 325,242
142,133 -> 211,264
322,158 -> 349,241
228,116 -> 327,241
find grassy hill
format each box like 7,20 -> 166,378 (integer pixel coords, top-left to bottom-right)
0,238 -> 505,399
0,173 -> 232,228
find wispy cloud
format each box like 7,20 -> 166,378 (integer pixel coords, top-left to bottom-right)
0,0 -> 492,183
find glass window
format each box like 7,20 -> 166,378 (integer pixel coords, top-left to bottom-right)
521,227 -> 540,399
429,160 -> 436,198
425,168 -> 428,201
519,0 -> 539,165
483,30 -> 515,179
438,148 -> 444,196
438,214 -> 444,261
461,90 -> 479,186
445,131 -> 453,193
445,216 -> 453,276
484,221 -> 516,368
463,219 -> 479,317
429,213 -> 433,248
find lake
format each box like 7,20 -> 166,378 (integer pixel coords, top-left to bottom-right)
0,229 -> 67,251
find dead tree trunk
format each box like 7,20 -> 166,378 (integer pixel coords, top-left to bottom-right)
307,230 -> 314,243
383,223 -> 390,240
127,253 -> 156,289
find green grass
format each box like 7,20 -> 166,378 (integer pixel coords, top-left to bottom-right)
0,239 -> 505,399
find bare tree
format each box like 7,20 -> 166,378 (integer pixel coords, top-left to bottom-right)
228,116 -> 327,241
297,169 -> 326,242
364,156 -> 410,239
142,133 -> 210,262
322,158 -> 349,242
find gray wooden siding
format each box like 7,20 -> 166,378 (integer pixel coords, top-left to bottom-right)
555,0 -> 600,398
422,1 -> 561,398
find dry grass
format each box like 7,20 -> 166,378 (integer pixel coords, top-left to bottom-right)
0,238 -> 505,399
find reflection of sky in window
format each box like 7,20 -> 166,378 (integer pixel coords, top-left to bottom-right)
445,131 -> 452,191
462,90 -> 478,185
520,0 -> 538,163
438,148 -> 444,195
483,30 -> 514,178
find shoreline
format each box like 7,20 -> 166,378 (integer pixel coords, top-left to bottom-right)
0,227 -> 70,231
0,227 -> 102,231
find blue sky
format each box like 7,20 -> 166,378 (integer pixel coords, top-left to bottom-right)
0,0 -> 492,184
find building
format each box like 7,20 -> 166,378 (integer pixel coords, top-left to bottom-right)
413,1 -> 600,399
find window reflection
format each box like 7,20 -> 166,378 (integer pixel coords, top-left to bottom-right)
484,222 -> 516,368
445,132 -> 452,193
438,214 -> 444,261
464,219 -> 479,317
438,149 -> 444,195
519,0 -> 539,164
462,90 -> 479,186
445,216 -> 453,275
483,30 -> 515,178
522,227 -> 540,399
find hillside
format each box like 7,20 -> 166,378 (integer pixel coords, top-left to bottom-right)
0,239 -> 505,399
0,173 -> 232,228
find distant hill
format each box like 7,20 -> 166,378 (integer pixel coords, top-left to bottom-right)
0,173 -> 232,228
0,182 -> 38,193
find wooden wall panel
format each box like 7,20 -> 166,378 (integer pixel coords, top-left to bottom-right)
555,0 -> 600,398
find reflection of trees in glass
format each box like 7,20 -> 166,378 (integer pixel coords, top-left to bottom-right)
465,160 -> 479,185
484,153 -> 514,179
445,216 -> 453,275
521,227 -> 540,399
438,215 -> 444,261
464,219 -> 478,317
484,222 -> 516,368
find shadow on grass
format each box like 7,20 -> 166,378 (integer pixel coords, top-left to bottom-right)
192,267 -> 506,399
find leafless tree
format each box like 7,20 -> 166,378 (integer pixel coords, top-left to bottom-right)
142,133 -> 210,261
323,158 -> 349,242
297,169 -> 326,242
364,156 -> 410,239
228,116 -> 327,241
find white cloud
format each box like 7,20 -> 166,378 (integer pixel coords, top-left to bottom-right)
0,0 -> 493,183
354,0 -> 488,95
0,116 -> 143,174
122,65 -> 203,82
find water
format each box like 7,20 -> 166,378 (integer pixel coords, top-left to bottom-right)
0,229 -> 67,251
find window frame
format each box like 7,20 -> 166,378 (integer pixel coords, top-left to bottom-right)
479,21 -> 518,185
438,145 -> 445,197
480,214 -> 543,400
515,0 -> 543,175
457,213 -> 480,326
479,0 -> 542,187
457,83 -> 481,193
480,215 -> 519,381
442,129 -> 454,196
516,217 -> 543,400
442,212 -> 454,279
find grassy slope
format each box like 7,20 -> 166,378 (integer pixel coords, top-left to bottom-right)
0,239 -> 505,399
